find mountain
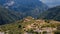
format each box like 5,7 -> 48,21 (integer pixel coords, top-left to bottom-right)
0,0 -> 48,18
40,6 -> 60,21
0,6 -> 24,25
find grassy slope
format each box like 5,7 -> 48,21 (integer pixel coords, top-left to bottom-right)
0,6 -> 22,25
0,17 -> 60,34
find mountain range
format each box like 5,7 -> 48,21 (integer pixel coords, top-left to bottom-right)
0,0 -> 60,34
0,0 -> 60,25
40,6 -> 60,21
0,0 -> 49,25
0,0 -> 48,18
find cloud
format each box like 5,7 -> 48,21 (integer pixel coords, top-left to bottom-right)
7,1 -> 14,6
4,1 -> 15,8
4,1 -> 15,6
40,0 -> 60,7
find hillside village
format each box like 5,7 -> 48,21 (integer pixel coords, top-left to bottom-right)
0,17 -> 60,34
0,0 -> 60,34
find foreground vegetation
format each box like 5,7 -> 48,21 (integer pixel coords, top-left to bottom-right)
0,17 -> 60,34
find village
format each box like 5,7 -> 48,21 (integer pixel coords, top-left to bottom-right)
0,17 -> 60,34
23,17 -> 57,34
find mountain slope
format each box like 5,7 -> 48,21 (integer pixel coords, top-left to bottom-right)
0,17 -> 59,34
40,6 -> 60,21
0,0 -> 48,18
0,6 -> 22,25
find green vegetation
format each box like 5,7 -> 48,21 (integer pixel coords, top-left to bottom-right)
39,6 -> 60,21
54,30 -> 60,34
0,6 -> 22,25
0,17 -> 60,34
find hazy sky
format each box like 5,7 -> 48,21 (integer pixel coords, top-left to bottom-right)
40,0 -> 60,7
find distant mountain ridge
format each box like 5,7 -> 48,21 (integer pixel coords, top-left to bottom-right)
40,6 -> 60,21
0,0 -> 48,18
0,0 -> 48,25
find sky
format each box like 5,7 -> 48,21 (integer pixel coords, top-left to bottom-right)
40,0 -> 60,7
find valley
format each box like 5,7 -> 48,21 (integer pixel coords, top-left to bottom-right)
0,0 -> 60,34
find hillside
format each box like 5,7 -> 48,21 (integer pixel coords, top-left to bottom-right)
0,6 -> 22,25
40,6 -> 60,21
0,17 -> 60,34
0,0 -> 48,18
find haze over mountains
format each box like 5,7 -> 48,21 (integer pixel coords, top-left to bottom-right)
0,0 -> 48,25
0,0 -> 60,34
0,0 -> 48,18
0,0 -> 60,25
40,6 -> 60,21
40,0 -> 60,7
